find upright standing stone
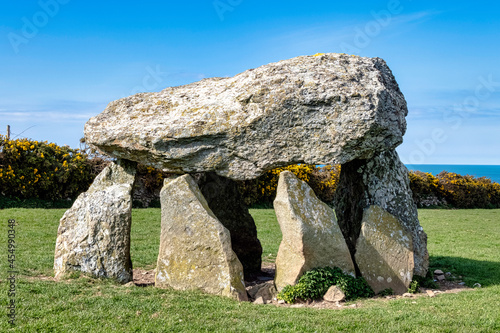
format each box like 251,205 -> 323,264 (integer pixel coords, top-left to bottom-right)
355,205 -> 414,294
334,150 -> 429,278
274,171 -> 355,291
155,174 -> 248,301
54,159 -> 136,283
194,172 -> 262,278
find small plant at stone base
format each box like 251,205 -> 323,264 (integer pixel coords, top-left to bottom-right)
277,284 -> 305,304
378,288 -> 394,296
408,280 -> 420,294
413,273 -> 438,290
66,271 -> 82,280
276,267 -> 374,304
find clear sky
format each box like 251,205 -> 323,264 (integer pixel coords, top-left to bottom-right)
1,0 -> 499,165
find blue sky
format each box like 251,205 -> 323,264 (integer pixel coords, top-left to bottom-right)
1,0 -> 499,164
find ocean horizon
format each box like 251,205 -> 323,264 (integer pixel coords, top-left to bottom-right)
405,164 -> 500,183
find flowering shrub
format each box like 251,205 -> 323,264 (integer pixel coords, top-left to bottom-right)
308,164 -> 341,203
237,164 -> 340,206
132,164 -> 172,208
0,135 -> 104,202
409,170 -> 500,208
242,166 -> 500,209
437,171 -> 500,208
2,134 -> 498,210
408,171 -> 448,207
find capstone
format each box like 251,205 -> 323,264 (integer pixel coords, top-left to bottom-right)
85,53 -> 408,180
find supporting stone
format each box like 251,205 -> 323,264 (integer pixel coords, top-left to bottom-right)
274,171 -> 355,291
53,159 -> 137,283
334,150 -> 429,279
193,172 -> 262,278
355,205 -> 414,294
155,174 -> 248,301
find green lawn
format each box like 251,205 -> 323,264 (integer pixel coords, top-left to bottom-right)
0,208 -> 499,332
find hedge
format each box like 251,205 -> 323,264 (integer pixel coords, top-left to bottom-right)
0,135 -> 106,202
1,135 -> 499,209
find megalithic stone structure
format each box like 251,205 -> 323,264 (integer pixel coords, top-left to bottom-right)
52,53 -> 429,298
54,159 -> 137,283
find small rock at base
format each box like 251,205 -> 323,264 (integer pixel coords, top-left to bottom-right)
426,290 -> 435,297
245,284 -> 261,299
254,297 -> 265,304
402,293 -> 413,297
323,285 -> 346,302
434,269 -> 444,275
436,275 -> 445,281
290,304 -> 304,308
123,282 -> 135,287
254,281 -> 277,303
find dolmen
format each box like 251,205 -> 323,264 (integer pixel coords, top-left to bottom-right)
54,53 -> 429,299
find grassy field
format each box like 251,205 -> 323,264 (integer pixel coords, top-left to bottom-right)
0,208 -> 499,332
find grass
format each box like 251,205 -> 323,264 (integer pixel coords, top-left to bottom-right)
0,208 -> 499,332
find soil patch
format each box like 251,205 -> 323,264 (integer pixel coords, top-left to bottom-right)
246,263 -> 474,309
133,268 -> 155,287
28,264 -> 474,308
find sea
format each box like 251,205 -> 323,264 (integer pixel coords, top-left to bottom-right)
405,164 -> 500,184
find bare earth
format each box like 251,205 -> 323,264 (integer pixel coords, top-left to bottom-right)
25,263 -> 471,309
131,263 -> 473,309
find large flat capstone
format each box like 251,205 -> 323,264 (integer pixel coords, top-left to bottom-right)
274,171 -> 355,291
85,53 -> 408,180
53,159 -> 136,283
155,174 -> 248,301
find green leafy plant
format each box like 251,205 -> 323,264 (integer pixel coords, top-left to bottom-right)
378,288 -> 394,296
408,280 -> 419,294
413,273 -> 438,289
277,267 -> 374,304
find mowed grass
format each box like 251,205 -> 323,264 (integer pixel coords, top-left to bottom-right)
0,208 -> 498,332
